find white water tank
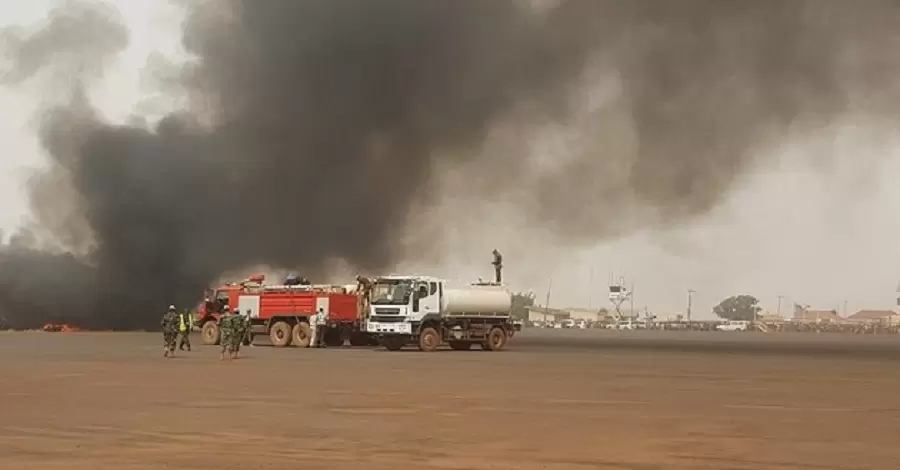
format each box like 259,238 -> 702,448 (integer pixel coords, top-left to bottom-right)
444,285 -> 512,314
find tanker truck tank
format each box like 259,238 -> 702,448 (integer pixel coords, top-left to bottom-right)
443,285 -> 512,315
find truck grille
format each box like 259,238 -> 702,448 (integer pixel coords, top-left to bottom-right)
374,308 -> 401,315
370,315 -> 406,323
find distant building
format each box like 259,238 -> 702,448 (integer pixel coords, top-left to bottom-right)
605,308 -> 640,321
847,310 -> 900,325
757,313 -> 786,323
567,308 -> 602,322
527,307 -> 570,323
793,307 -> 842,323
526,306 -> 638,323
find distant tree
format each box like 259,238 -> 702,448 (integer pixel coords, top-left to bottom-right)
511,291 -> 535,320
713,295 -> 761,321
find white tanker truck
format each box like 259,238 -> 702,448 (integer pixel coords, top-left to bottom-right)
364,275 -> 515,351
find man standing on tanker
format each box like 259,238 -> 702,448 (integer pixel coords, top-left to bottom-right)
492,249 -> 503,284
161,305 -> 179,358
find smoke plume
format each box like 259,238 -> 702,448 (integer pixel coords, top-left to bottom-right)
2,0 -> 900,328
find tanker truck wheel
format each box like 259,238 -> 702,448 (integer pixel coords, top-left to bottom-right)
291,322 -> 311,348
201,321 -> 220,345
269,321 -> 293,347
349,333 -> 371,347
482,327 -> 507,351
382,336 -> 405,351
418,327 -> 440,352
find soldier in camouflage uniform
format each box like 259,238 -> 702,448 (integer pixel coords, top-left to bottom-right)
161,305 -> 179,358
241,309 -> 254,348
219,308 -> 237,361
231,309 -> 250,358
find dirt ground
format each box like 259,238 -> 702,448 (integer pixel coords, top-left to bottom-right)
1,330 -> 899,470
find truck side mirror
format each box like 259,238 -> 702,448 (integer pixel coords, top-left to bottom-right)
412,290 -> 420,312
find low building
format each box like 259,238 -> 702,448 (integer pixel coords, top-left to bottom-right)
527,307 -> 570,323
847,310 -> 900,325
567,308 -> 602,323
605,308 -> 640,321
757,313 -> 786,323
793,308 -> 842,323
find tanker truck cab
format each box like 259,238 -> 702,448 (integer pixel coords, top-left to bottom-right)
366,275 -> 513,352
368,276 -> 440,328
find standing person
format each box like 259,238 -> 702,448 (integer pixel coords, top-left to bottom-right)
232,308 -> 250,358
219,308 -> 236,361
178,309 -> 194,352
315,308 -> 328,348
242,309 -> 255,348
492,249 -> 503,283
309,308 -> 327,348
161,305 -> 179,358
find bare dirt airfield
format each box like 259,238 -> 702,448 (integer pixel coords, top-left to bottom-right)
1,329 -> 899,470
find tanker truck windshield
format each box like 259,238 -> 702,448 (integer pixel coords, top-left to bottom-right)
370,280 -> 412,305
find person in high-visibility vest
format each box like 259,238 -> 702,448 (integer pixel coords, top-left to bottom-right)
177,309 -> 194,352
310,308 -> 328,348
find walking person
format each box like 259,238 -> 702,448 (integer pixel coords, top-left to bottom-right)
161,305 -> 179,358
219,308 -> 237,361
178,309 -> 194,351
232,308 -> 250,358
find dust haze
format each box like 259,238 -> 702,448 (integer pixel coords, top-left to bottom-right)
2,0 -> 900,328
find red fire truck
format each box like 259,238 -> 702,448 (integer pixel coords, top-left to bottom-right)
195,274 -> 375,347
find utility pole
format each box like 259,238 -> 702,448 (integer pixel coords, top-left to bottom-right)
842,300 -> 848,318
629,281 -> 635,317
687,289 -> 695,323
588,267 -> 594,309
776,295 -> 783,317
545,276 -> 552,310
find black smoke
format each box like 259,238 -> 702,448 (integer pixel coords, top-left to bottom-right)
2,0 -> 900,329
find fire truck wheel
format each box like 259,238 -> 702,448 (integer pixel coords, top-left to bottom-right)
269,321 -> 293,347
324,328 -> 344,347
483,327 -> 507,351
448,341 -> 471,351
291,322 -> 311,348
201,321 -> 220,345
418,327 -> 440,352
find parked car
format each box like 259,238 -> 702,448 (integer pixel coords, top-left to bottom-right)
716,320 -> 750,332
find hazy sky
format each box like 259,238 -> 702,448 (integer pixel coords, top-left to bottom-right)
3,0 -> 900,319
